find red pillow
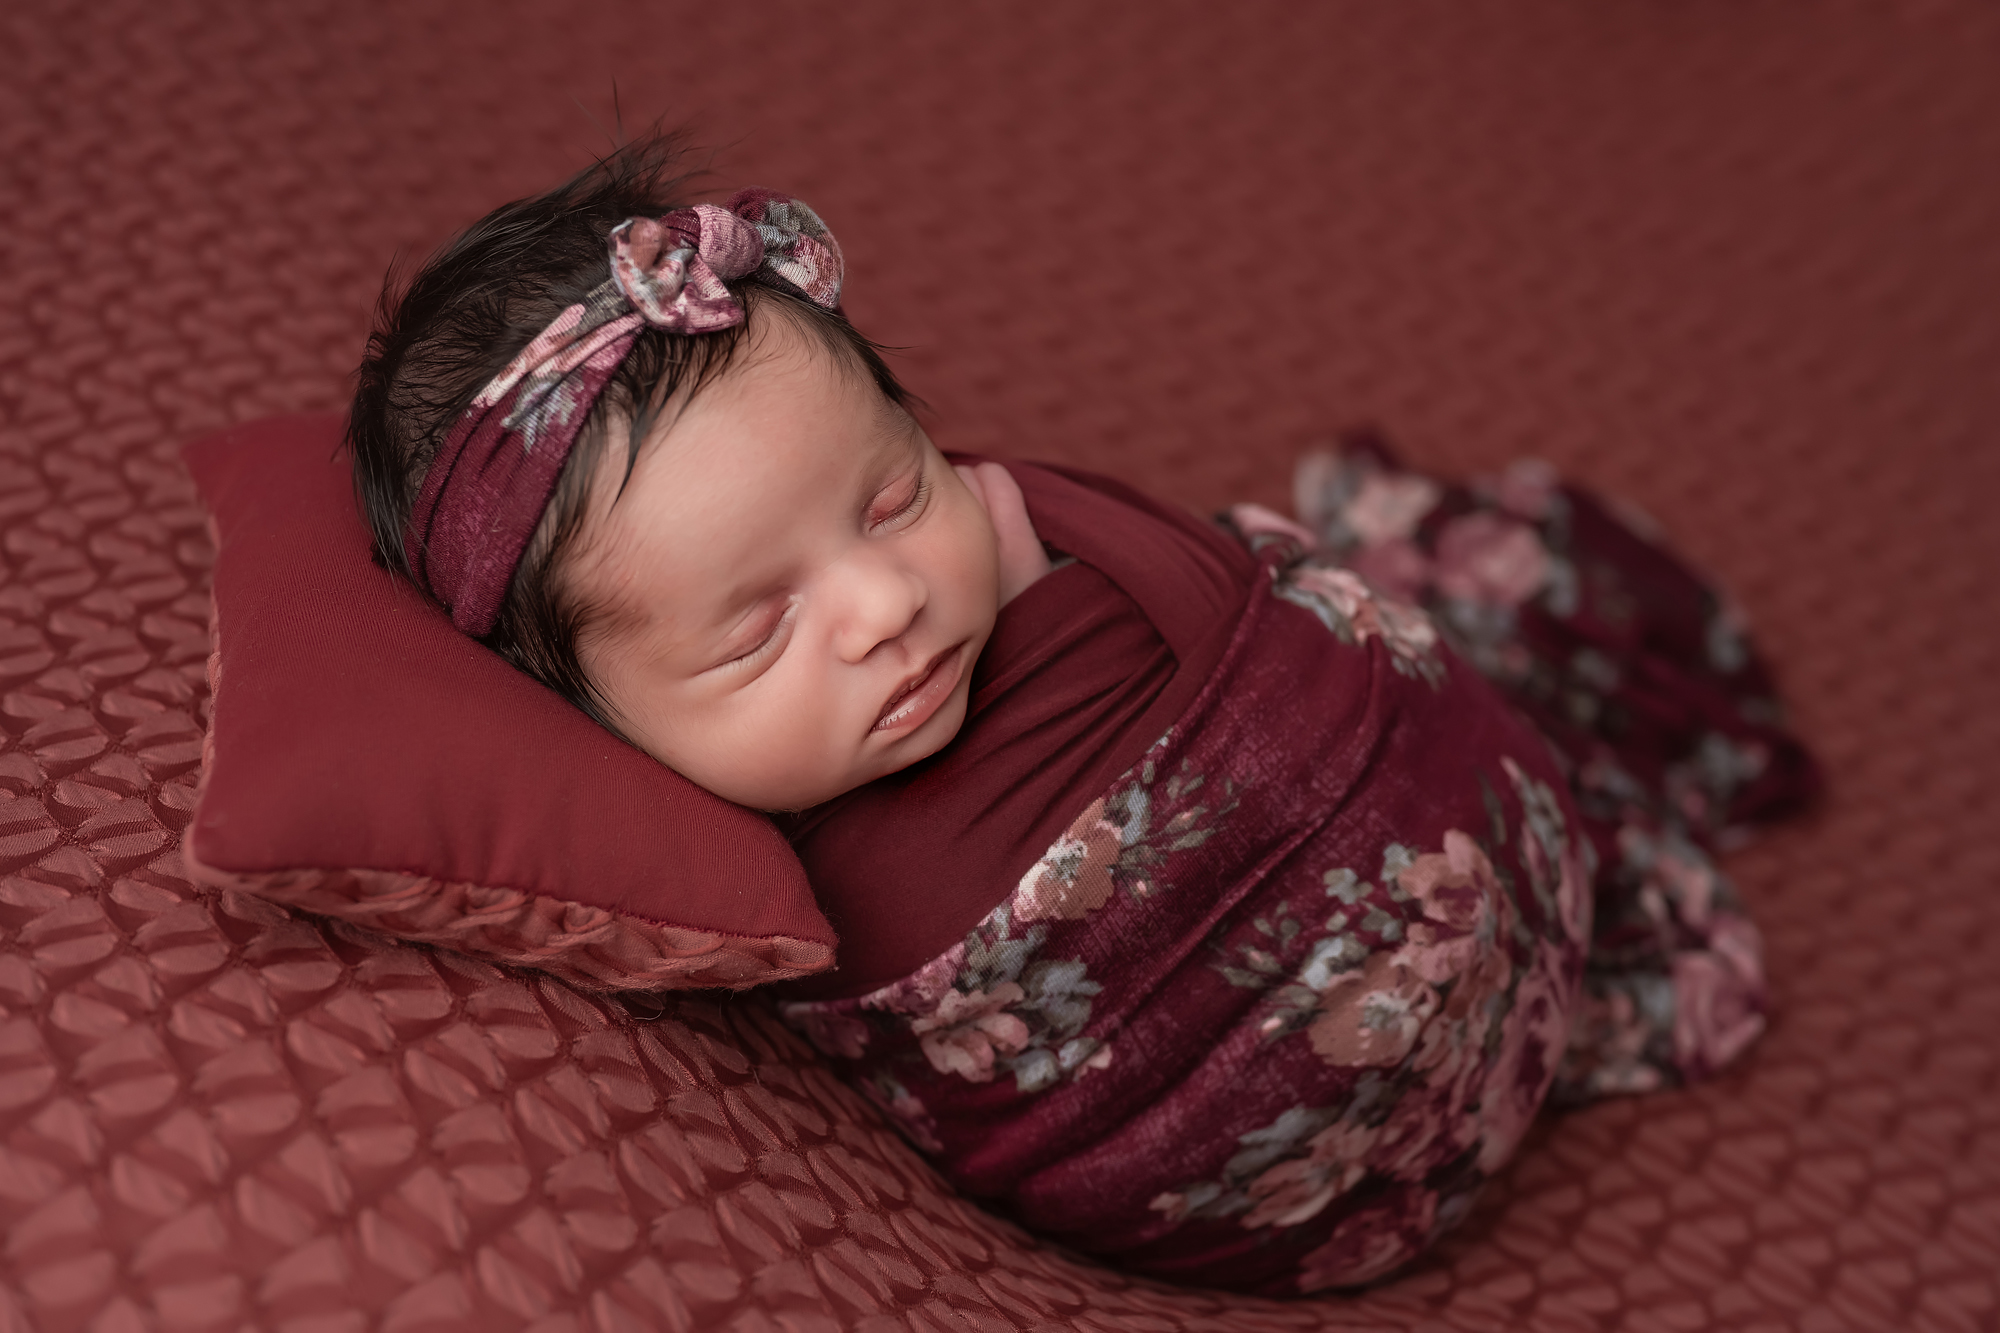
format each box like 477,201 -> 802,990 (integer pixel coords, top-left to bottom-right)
181,413 -> 834,991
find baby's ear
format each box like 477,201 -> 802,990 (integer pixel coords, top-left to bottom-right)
952,462 -> 990,514
962,462 -> 1051,606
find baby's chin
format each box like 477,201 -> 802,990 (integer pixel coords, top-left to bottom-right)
750,686 -> 974,813
815,712 -> 973,811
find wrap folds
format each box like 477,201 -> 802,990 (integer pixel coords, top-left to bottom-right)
781,438 -> 1817,1295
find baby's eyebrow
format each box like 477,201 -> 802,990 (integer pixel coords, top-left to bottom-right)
595,556 -> 751,663
621,592 -> 744,675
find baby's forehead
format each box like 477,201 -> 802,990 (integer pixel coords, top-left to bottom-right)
633,374 -> 911,506
647,303 -> 904,458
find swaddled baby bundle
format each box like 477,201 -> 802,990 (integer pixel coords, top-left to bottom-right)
779,438 -> 1817,1295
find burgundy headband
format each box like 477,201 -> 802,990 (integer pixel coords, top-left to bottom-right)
404,188 -> 845,636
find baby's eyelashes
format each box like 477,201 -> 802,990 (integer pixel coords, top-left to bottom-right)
870,471 -> 931,531
713,596 -> 799,673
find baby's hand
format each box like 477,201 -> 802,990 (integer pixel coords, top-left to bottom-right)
954,462 -> 1052,606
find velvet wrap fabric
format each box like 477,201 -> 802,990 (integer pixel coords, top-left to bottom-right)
779,447 -> 1817,1295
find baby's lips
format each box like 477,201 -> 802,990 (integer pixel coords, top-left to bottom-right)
873,643 -> 963,733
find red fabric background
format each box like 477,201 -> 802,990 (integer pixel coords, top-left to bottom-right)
4,3 -> 1997,1329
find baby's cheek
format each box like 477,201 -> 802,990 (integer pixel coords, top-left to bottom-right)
760,671 -> 872,808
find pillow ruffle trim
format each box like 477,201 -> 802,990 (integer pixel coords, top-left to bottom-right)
179,844 -> 835,993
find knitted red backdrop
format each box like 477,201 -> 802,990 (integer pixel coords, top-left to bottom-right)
3,3 -> 1997,1330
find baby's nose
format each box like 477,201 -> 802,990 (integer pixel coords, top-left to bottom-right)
831,551 -> 927,662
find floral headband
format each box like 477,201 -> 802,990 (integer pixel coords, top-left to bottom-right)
404,188 -> 844,636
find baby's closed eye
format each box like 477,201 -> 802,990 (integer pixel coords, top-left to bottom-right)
870,472 -> 931,530
714,596 -> 799,673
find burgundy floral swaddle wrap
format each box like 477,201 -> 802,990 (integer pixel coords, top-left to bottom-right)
781,438 -> 1817,1296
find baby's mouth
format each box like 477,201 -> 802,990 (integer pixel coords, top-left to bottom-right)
873,643 -> 966,734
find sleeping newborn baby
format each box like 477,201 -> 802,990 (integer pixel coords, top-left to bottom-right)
351,137 -> 1817,1295
543,305 -> 1050,812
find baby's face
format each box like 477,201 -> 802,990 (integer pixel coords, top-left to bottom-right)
567,307 -> 1000,810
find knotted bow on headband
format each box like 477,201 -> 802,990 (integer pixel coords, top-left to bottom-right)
404,188 -> 844,636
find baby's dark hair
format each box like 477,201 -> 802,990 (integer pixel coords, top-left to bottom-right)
348,130 -> 912,729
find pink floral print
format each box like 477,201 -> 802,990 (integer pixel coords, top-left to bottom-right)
1432,511 -> 1551,607
1342,471 -> 1441,545
1671,914 -> 1767,1078
1264,552 -> 1444,684
1014,798 -> 1123,923
910,984 -> 1032,1081
1307,950 -> 1440,1066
